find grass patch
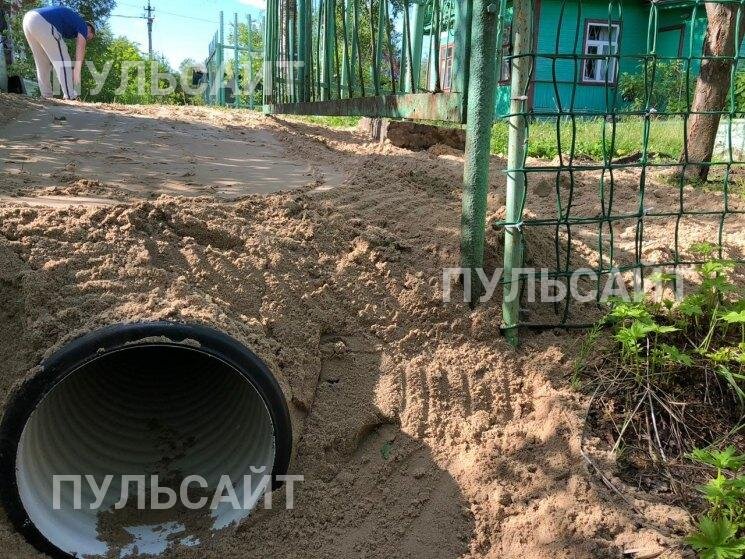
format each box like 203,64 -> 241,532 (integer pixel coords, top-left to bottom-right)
279,115 -> 687,160
285,115 -> 362,128
284,115 -> 696,164
491,118 -> 685,160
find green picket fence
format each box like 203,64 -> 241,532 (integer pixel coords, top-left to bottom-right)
262,0 -> 471,121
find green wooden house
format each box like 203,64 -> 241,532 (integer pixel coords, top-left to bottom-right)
492,0 -> 709,116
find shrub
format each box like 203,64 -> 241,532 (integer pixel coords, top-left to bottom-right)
618,60 -> 693,116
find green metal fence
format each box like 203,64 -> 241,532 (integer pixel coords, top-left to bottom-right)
262,0 -> 472,121
205,11 -> 264,108
264,0 -> 745,345
497,0 -> 745,344
261,0 -> 507,311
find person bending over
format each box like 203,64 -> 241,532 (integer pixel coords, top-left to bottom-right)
22,6 -> 95,100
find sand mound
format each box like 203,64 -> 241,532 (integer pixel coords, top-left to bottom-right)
1,104 -> 740,558
0,93 -> 41,127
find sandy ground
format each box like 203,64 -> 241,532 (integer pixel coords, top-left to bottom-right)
1,93 -> 743,559
0,99 -> 344,206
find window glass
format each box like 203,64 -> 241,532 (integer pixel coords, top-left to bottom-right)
583,22 -> 620,83
440,44 -> 454,91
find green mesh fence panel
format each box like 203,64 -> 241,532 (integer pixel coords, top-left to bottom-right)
497,0 -> 745,337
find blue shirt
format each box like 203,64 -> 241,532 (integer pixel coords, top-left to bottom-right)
35,6 -> 88,40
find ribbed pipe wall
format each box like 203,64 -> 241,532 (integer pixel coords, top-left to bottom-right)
0,324 -> 291,559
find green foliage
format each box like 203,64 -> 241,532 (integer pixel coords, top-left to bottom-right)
176,58 -> 206,106
691,242 -> 719,259
687,447 -> 745,559
576,249 -> 745,549
571,321 -> 604,389
691,447 -> 745,473
732,71 -> 745,114
288,115 -> 362,128
80,31 -> 184,105
686,517 -> 745,559
655,343 -> 693,367
225,19 -> 264,107
577,250 -> 745,558
618,61 -> 693,115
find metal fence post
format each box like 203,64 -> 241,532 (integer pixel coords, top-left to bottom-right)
247,14 -> 254,109
374,0 -> 385,96
460,0 -> 501,304
322,0 -> 336,100
288,4 -> 296,103
218,11 -> 225,106
341,0 -> 352,97
297,0 -> 308,101
234,13 -> 240,107
407,0 -> 426,93
502,0 -> 531,347
263,1 -> 274,110
0,38 -> 7,93
399,1 -> 411,93
453,0 -> 474,100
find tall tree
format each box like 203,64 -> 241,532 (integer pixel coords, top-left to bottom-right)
53,0 -> 116,25
682,4 -> 745,182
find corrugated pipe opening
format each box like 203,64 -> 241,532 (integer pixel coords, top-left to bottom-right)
0,322 -> 292,559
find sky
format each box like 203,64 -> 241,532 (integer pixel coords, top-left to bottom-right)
108,0 -> 266,69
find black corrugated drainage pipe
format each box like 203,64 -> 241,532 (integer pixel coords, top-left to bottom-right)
0,322 -> 292,558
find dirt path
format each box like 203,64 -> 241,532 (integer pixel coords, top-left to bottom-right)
0,99 -> 344,206
1,96 -> 741,558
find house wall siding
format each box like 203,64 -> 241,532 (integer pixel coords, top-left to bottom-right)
494,0 -> 706,117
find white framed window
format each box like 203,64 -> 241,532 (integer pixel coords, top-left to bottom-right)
582,21 -> 620,84
439,43 -> 455,92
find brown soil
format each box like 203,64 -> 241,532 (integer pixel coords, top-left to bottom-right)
1,93 -> 743,558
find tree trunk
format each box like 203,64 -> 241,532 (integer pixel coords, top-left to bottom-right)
682,4 -> 745,182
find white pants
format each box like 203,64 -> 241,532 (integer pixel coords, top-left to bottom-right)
22,11 -> 77,99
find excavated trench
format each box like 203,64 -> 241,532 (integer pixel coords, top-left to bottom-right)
0,322 -> 292,558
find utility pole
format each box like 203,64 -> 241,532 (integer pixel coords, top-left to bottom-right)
144,0 -> 154,59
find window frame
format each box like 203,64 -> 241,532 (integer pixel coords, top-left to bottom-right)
580,19 -> 622,86
439,42 -> 455,92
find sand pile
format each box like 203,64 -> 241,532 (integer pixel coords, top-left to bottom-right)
0,94 -> 41,127
1,101 -> 742,558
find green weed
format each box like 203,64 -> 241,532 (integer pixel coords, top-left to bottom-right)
687,447 -> 745,559
575,247 -> 745,558
286,115 -> 362,128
